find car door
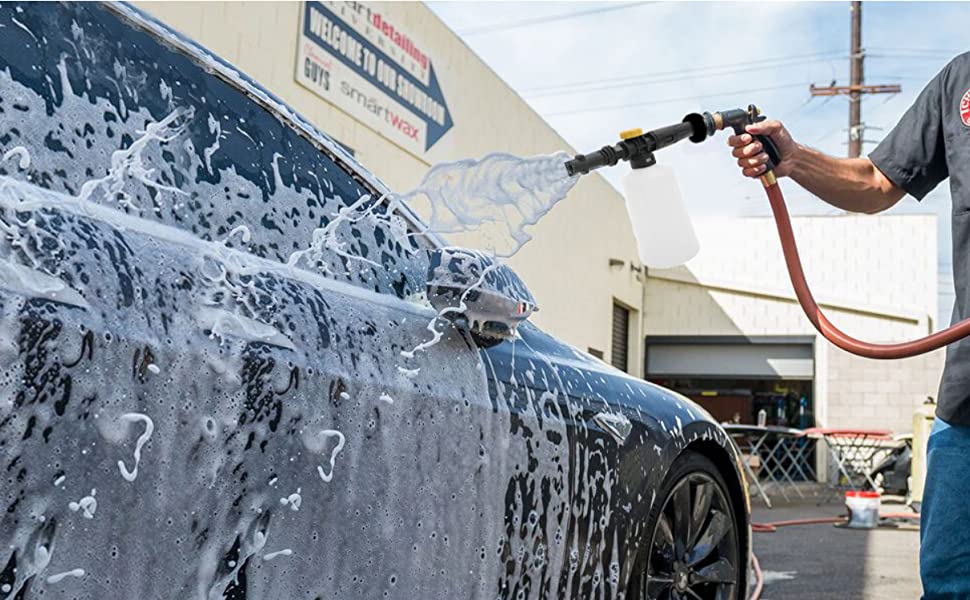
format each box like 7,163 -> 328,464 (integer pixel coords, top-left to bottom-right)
483,323 -> 681,600
482,329 -> 614,600
0,3 -> 562,599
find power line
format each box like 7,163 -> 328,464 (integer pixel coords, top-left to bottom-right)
526,54 -> 847,99
867,47 -> 963,56
457,1 -> 657,36
521,50 -> 845,94
545,82 -> 810,117
867,54 -> 955,62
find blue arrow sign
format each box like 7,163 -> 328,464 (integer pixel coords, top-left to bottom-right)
303,2 -> 453,151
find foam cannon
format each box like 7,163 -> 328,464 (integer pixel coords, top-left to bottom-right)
566,105 -> 970,360
565,105 -> 780,269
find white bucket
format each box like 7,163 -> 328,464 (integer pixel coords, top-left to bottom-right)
845,491 -> 881,529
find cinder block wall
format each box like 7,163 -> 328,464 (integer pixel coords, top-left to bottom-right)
646,213 -> 943,434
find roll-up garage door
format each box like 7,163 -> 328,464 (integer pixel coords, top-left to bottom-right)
646,337 -> 814,380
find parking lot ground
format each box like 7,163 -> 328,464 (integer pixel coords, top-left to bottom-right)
752,498 -> 921,599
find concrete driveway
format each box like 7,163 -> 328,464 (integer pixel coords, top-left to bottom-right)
752,499 -> 921,599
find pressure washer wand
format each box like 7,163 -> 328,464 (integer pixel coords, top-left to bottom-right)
566,104 -> 970,360
564,104 -> 781,176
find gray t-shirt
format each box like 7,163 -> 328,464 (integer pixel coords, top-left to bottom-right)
869,52 -> 970,425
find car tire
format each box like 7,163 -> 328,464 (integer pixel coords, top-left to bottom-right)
628,450 -> 743,600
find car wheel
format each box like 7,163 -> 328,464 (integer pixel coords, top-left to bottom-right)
630,451 -> 742,600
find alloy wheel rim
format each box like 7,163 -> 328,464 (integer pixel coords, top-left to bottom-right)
644,472 -> 738,600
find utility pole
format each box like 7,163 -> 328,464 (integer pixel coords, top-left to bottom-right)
848,0 -> 863,157
809,1 -> 901,157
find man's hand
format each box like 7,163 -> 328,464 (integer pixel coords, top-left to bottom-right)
724,118 -> 905,214
727,119 -> 798,178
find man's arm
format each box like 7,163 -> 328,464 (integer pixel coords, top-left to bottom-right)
728,120 -> 906,214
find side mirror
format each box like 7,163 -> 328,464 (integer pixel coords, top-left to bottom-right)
426,248 -> 537,347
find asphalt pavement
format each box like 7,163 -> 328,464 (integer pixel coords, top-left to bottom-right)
752,498 -> 921,599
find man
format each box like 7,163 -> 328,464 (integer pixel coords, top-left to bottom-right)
727,53 -> 970,598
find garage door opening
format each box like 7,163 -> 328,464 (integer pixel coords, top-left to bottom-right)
646,377 -> 815,428
645,336 -> 815,428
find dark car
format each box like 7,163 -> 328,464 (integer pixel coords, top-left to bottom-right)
0,3 -> 749,599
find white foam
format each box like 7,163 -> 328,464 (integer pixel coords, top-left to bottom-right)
3,145 -> 30,169
0,260 -> 89,308
117,412 -> 154,482
76,107 -> 189,208
203,112 -> 222,174
592,412 -> 632,445
397,366 -> 420,378
33,545 -> 51,571
262,549 -> 293,561
68,489 -> 98,519
309,429 -> 345,483
279,488 -> 302,511
196,306 -> 296,351
224,224 -> 251,245
46,569 -> 85,584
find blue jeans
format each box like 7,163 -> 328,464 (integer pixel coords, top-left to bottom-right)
922,418 -> 970,599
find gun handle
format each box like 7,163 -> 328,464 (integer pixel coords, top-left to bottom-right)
754,134 -> 782,171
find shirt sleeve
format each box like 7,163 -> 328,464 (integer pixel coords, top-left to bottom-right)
868,64 -> 950,201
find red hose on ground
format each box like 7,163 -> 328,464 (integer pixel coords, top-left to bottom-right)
763,173 -> 970,358
752,511 -> 919,533
751,516 -> 846,533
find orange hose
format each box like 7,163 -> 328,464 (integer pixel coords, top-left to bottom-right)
751,512 -> 920,532
763,173 -> 970,359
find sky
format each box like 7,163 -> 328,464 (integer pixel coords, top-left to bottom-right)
428,1 -> 968,326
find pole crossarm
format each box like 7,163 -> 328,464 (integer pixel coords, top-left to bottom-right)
809,83 -> 902,97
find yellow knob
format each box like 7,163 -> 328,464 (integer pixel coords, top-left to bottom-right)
619,128 -> 643,140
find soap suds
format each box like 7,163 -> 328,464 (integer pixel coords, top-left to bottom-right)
263,549 -> 293,561
117,412 -> 154,482
3,145 -> 30,169
46,569 -> 85,584
280,488 -> 302,511
68,489 -> 98,519
314,430 -> 345,483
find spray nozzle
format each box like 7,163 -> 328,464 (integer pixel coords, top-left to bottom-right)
563,117 -> 706,176
564,104 -> 780,176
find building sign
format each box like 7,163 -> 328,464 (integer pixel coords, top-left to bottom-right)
296,1 -> 453,153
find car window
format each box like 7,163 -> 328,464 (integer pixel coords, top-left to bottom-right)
0,2 -> 430,300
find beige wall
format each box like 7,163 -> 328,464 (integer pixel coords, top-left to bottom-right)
646,214 -> 944,433
136,1 -> 644,375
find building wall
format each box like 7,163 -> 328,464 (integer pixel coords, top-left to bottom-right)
645,213 -> 944,433
135,1 -> 645,375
